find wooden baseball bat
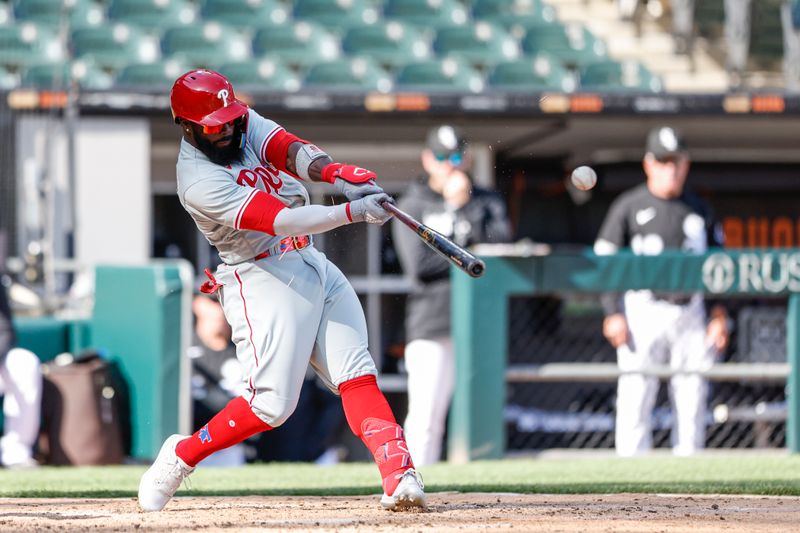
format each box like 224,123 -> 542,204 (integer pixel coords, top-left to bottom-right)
382,201 -> 486,278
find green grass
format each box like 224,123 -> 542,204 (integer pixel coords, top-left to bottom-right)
2,455 -> 800,498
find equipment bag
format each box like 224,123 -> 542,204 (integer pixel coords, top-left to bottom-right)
39,353 -> 126,465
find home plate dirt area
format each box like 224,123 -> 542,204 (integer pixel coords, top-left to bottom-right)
2,493 -> 798,532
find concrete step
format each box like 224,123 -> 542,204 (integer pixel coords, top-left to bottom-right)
545,0 -> 730,93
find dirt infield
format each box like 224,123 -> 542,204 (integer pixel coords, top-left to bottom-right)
2,493 -> 798,532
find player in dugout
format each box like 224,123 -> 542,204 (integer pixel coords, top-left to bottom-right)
138,70 -> 425,512
593,126 -> 730,457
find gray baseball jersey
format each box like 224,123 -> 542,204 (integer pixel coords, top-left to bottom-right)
175,109 -> 377,427
177,109 -> 310,265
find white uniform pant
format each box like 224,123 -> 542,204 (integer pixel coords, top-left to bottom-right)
403,336 -> 454,466
616,291 -> 715,457
215,247 -> 377,427
0,348 -> 42,466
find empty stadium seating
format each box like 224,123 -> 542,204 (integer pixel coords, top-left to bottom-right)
395,57 -> 484,92
0,22 -> 63,68
21,60 -> 113,89
115,59 -> 187,90
488,55 -> 576,92
107,0 -> 196,29
342,22 -> 429,69
161,22 -> 250,67
200,0 -> 288,28
579,59 -> 662,92
303,57 -> 392,92
217,58 -> 301,91
71,24 -> 156,69
252,21 -> 340,68
0,0 -> 664,93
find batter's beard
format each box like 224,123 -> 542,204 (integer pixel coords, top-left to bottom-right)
196,125 -> 245,167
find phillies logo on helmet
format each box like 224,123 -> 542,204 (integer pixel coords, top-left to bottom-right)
217,89 -> 229,107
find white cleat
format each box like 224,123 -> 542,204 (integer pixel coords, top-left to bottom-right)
138,434 -> 195,512
381,469 -> 427,511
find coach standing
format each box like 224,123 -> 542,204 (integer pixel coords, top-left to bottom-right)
594,126 -> 730,457
393,125 -> 512,466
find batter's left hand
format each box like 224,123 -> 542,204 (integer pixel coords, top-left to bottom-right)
334,177 -> 384,201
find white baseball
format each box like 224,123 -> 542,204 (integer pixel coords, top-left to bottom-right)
571,166 -> 597,191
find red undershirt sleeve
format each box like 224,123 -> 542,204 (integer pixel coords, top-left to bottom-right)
262,129 -> 308,174
236,190 -> 287,236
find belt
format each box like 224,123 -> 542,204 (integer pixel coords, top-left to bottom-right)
199,235 -> 313,295
253,235 -> 312,260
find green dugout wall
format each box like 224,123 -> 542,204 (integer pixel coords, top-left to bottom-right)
449,249 -> 800,462
13,261 -> 192,460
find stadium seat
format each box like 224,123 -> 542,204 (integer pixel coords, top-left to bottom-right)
471,0 -> 559,34
217,59 -> 301,92
108,0 -> 196,30
0,66 -> 17,89
341,22 -> 429,69
383,0 -> 469,29
293,0 -> 379,29
395,58 -> 484,92
522,22 -> 607,68
71,24 -> 158,69
115,59 -> 188,90
432,22 -> 520,67
21,61 -> 113,90
252,22 -> 339,68
302,57 -> 392,92
488,56 -> 576,92
749,0 -> 784,65
0,23 -> 64,68
199,0 -> 289,28
161,23 -> 251,67
13,0 -> 104,28
578,59 -> 662,92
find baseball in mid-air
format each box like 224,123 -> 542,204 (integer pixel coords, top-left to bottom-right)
570,165 -> 597,191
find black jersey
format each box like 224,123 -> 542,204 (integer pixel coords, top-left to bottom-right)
595,183 -> 722,255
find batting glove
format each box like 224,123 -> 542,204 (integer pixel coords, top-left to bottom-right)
321,162 -> 376,184
334,177 -> 384,201
349,193 -> 395,225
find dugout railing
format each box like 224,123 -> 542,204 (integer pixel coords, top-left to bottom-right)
449,249 -> 800,462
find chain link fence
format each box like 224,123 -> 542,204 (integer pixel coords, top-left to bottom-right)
505,294 -> 787,451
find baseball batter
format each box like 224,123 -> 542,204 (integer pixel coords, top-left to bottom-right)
138,70 -> 425,511
593,126 -> 729,457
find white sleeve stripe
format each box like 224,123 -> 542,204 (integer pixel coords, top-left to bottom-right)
235,189 -> 259,230
260,126 -> 284,164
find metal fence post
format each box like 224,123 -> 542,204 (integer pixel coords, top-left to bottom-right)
787,293 -> 800,452
449,257 -> 537,462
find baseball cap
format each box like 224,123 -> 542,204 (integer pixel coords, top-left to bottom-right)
426,125 -> 467,156
646,126 -> 687,160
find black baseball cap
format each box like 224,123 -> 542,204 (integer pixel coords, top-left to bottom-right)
426,125 -> 467,156
646,126 -> 687,159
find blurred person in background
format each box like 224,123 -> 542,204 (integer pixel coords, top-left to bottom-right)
393,125 -> 512,466
593,126 -> 730,457
0,275 -> 42,468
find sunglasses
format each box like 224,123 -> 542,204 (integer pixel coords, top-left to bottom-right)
433,151 -> 465,165
202,116 -> 244,135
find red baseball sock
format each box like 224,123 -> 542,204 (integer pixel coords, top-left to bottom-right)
339,375 -> 414,496
175,396 -> 272,467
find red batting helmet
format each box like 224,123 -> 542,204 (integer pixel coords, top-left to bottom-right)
170,69 -> 248,127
